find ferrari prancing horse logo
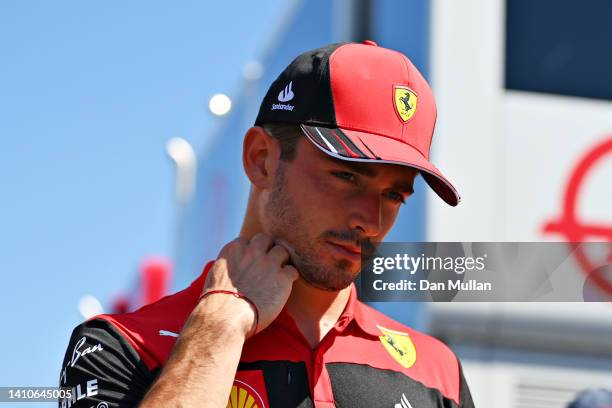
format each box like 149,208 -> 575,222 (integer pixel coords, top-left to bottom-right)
394,86 -> 418,122
378,325 -> 417,369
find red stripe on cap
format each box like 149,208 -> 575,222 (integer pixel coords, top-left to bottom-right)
330,130 -> 359,158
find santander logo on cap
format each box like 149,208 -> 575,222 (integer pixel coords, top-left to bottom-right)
271,81 -> 295,111
277,81 -> 294,102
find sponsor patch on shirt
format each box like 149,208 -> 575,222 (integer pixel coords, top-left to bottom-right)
228,370 -> 269,408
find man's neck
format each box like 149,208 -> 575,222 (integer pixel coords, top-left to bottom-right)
285,278 -> 352,349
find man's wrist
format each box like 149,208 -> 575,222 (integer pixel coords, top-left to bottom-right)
194,292 -> 255,338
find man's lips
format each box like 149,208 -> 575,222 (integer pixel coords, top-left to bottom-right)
329,241 -> 361,253
326,240 -> 362,261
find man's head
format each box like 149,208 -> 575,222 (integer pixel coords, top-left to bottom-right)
242,124 -> 417,291
241,41 -> 459,291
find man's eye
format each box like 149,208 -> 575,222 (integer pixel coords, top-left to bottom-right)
386,191 -> 406,205
332,171 -> 357,183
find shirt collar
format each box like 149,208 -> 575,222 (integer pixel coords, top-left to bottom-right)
342,283 -> 382,337
193,262 -> 381,338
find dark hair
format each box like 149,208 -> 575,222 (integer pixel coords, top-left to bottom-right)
261,123 -> 302,162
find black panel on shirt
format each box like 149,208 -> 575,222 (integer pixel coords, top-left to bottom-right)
58,319 -> 475,408
238,361 -> 314,408
327,363 -> 474,408
57,319 -> 157,408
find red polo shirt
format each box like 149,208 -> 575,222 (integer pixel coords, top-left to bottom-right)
59,261 -> 474,408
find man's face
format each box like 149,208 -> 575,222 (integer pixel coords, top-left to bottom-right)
263,136 -> 418,291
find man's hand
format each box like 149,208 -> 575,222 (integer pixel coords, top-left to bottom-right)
139,233 -> 298,407
202,233 -> 300,337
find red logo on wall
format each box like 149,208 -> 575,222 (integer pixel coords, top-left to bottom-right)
542,137 -> 612,298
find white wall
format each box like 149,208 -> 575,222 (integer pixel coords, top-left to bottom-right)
428,1 -> 612,406
428,0 -> 612,242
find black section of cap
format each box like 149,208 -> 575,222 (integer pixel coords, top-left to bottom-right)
317,127 -> 369,159
255,43 -> 348,127
301,125 -> 331,152
302,125 -> 368,159
316,127 -> 350,156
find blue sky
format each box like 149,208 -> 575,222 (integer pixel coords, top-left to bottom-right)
0,0 -> 289,395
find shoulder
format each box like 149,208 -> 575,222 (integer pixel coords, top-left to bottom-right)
59,319 -> 157,407
353,301 -> 466,405
360,302 -> 459,367
92,260 -> 213,368
57,262 -> 213,407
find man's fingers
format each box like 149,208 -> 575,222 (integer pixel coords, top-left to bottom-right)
250,233 -> 274,252
230,236 -> 249,246
268,244 -> 291,265
282,264 -> 300,281
221,236 -> 249,256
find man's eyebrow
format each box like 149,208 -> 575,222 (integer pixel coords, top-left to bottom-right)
325,155 -> 415,194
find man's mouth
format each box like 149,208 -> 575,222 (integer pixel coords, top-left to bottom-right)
326,240 -> 362,262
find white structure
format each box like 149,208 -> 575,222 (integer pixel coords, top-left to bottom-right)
428,1 -> 612,406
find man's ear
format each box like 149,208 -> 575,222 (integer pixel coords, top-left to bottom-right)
242,126 -> 279,189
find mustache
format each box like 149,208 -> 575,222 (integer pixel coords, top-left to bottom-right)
323,230 -> 378,258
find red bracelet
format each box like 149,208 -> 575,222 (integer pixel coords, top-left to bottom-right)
198,290 -> 259,337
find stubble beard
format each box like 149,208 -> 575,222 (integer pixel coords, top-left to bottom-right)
264,163 -> 358,291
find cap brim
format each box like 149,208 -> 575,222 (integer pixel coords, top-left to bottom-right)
300,125 -> 460,206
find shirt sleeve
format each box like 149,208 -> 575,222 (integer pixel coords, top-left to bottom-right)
58,318 -> 158,408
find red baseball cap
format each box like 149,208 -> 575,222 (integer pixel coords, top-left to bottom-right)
254,41 -> 460,206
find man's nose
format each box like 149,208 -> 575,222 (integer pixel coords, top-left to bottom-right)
347,194 -> 382,237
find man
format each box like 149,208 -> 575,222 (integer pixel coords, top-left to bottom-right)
59,41 -> 473,408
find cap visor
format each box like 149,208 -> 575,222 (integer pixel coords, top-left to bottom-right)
300,125 -> 460,206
